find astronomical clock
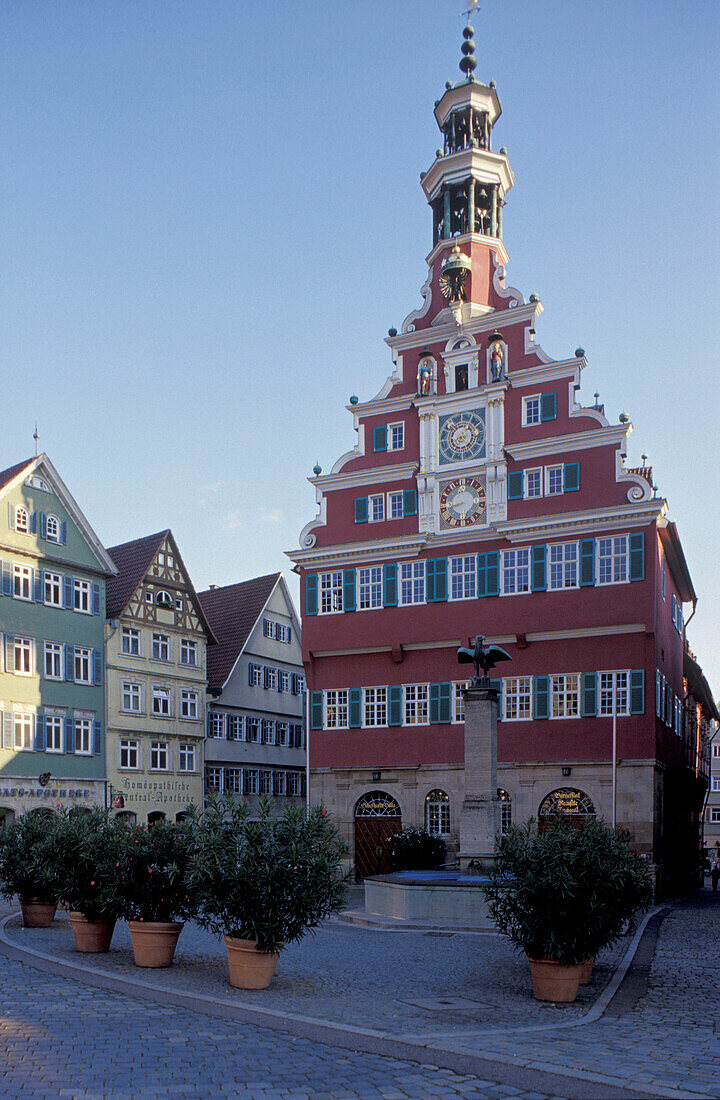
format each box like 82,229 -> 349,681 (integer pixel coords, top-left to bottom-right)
438,408 -> 486,465
439,477 -> 486,529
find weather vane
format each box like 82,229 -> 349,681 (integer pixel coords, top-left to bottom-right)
33,421 -> 39,457
462,0 -> 482,21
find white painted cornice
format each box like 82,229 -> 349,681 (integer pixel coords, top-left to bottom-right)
495,500 -> 665,543
421,148 -> 514,202
310,461 -> 418,493
287,535 -> 429,570
504,425 -> 630,461
508,358 -> 584,388
395,299 -> 539,350
348,394 -> 416,417
433,82 -> 502,128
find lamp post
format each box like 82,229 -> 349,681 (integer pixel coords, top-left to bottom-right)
612,682 -> 617,829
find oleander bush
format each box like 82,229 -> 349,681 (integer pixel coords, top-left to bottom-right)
0,809 -> 64,903
115,818 -> 196,924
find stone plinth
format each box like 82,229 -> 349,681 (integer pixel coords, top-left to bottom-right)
460,681 -> 500,871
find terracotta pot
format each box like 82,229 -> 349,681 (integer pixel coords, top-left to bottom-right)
579,957 -> 595,985
527,956 -> 583,1002
19,898 -> 58,928
224,935 -> 282,989
68,911 -> 116,953
128,921 -> 183,968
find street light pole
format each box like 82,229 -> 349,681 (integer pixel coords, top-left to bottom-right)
611,674 -> 617,829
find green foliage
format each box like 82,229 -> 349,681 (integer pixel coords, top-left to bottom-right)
483,817 -> 653,966
388,827 -> 446,871
115,819 -> 196,924
54,809 -> 130,922
0,810 -> 64,902
187,795 -> 349,953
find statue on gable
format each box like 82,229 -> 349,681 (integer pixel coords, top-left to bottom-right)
489,331 -> 505,382
418,357 -> 434,396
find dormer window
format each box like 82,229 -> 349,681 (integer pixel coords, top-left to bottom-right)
15,507 -> 29,534
46,514 -> 60,542
156,590 -> 174,610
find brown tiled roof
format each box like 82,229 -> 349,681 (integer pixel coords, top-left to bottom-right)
198,573 -> 280,691
105,530 -> 169,619
0,457 -> 36,493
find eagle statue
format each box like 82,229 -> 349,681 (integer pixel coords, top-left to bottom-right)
457,634 -> 512,683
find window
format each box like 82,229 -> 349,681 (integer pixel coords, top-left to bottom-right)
525,469 -> 542,499
120,739 -> 139,769
122,628 -> 140,656
244,769 -> 259,795
262,719 -> 274,744
152,633 -> 170,661
504,678 -> 532,721
450,555 -> 476,600
276,622 -> 291,643
181,690 -> 198,719
523,396 -> 541,425
369,494 -> 385,522
75,718 -> 92,755
289,772 -> 302,797
293,673 -> 305,695
425,790 -> 450,835
264,666 -> 277,691
388,423 -> 404,451
598,536 -> 628,585
246,718 -> 260,742
364,687 -> 387,727
278,669 -> 290,693
45,715 -> 63,753
548,543 -> 578,590
599,672 -> 629,716
13,713 -> 33,751
502,549 -> 530,595
14,637 -> 33,675
326,690 -> 349,729
152,687 -> 171,716
122,682 -> 142,713
712,777 -> 720,793
498,789 -> 512,834
166,554 -> 174,568
206,766 -> 223,792
15,507 -> 29,534
180,639 -> 198,666
260,770 -> 272,795
175,597 -> 183,610
44,571 -> 62,607
73,579 -> 90,613
225,767 -> 242,793
404,685 -> 428,726
546,465 -> 564,495
551,674 -> 580,718
210,712 -> 225,738
227,715 -> 244,741
453,682 -> 470,722
388,491 -> 404,519
44,642 -> 62,680
320,572 -> 343,614
263,618 -> 273,638
358,566 -> 382,610
150,741 -> 169,770
711,808 -> 720,824
713,744 -> 720,758
145,590 -> 154,604
399,562 -> 425,605
179,744 -> 196,773
273,771 -> 287,796
249,663 -> 262,686
156,590 -> 174,610
74,648 -> 91,684
46,515 -> 60,542
276,721 -> 289,747
13,564 -> 32,601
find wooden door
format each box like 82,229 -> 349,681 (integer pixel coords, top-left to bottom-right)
354,817 -> 402,880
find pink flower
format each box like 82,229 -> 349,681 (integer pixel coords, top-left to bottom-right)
90,881 -> 95,886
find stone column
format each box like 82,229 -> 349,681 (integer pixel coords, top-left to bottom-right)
459,679 -> 501,871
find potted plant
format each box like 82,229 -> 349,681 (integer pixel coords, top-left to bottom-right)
115,819 -> 195,968
0,810 -> 63,927
187,796 -> 348,988
56,809 -> 129,952
483,817 -> 652,1003
388,826 -> 446,871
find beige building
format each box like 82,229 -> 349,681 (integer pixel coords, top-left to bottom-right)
105,530 -> 215,823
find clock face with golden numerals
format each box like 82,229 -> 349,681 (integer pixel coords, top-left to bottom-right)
439,478 -> 486,528
438,409 -> 486,465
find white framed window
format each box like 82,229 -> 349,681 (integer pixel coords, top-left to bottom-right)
276,721 -> 289,747
15,507 -> 29,534
712,777 -> 720,793
598,536 -> 629,585
46,514 -> 60,542
205,766 -> 223,792
264,665 -> 278,691
278,669 -> 291,692
712,743 -> 720,758
289,772 -> 302,796
276,622 -> 291,643
73,579 -> 91,613
152,633 -> 170,661
156,589 -> 174,610
244,769 -> 259,795
404,684 -> 428,726
388,423 -> 404,451
13,564 -> 32,601
502,548 -> 530,595
548,543 -> 578,590
180,639 -> 198,666
425,789 -> 450,836
249,663 -> 262,686
449,555 -> 476,600
150,741 -> 169,770
364,687 -> 387,727
599,671 -> 629,716
326,689 -> 349,729
546,465 -> 564,495
711,808 -> 720,823
175,597 -> 183,610
524,468 -> 542,499
122,627 -> 140,656
74,647 -> 91,684
44,642 -> 62,680
122,682 -> 142,713
260,770 -> 272,795
369,494 -> 385,522
246,717 -> 260,742
388,491 -> 404,519
152,687 -> 171,716
157,552 -> 165,567
224,767 -> 242,793
499,789 -> 512,834
27,474 -> 50,492
210,712 -> 225,738
179,743 -> 196,773
504,677 -> 532,721
551,674 -> 580,718
75,718 -> 92,755
453,681 -> 470,723
262,719 -> 274,744
523,395 -> 541,426
227,715 -> 244,741
320,571 -> 343,614
45,715 -> 64,753
120,739 -> 139,769
399,562 -> 425,605
14,637 -> 33,676
14,712 -> 34,750
181,690 -> 198,719
358,566 -> 383,610
166,553 -> 174,568
44,571 -> 62,606
263,618 -> 273,638
145,590 -> 154,605
273,771 -> 287,796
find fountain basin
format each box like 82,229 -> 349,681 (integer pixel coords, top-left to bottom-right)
364,870 -> 493,927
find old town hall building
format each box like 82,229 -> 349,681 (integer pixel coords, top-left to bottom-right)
289,26 -> 715,891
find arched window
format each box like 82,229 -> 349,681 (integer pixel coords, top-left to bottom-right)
156,590 -> 174,610
539,788 -> 596,822
46,514 -> 60,542
15,507 -> 29,534
147,810 -> 166,825
425,789 -> 450,835
452,338 -> 473,351
354,791 -> 401,818
115,810 -> 137,823
497,788 -> 512,834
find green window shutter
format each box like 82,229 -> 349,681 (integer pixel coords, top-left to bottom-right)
579,539 -> 595,586
402,489 -> 417,516
426,558 -> 447,602
563,462 -> 580,492
305,573 -> 318,616
655,670 -> 662,718
383,563 -> 397,607
388,685 -> 402,726
630,670 -> 645,714
507,471 -> 523,500
93,720 -> 102,755
4,635 -> 14,674
533,675 -> 549,719
343,569 -> 356,612
35,715 -> 45,753
310,691 -> 324,730
489,679 -> 503,719
486,551 -> 499,596
430,683 -> 453,723
531,545 -> 547,592
354,497 -> 368,523
373,425 -> 387,452
540,392 -> 557,421
349,688 -> 361,728
581,672 -> 597,717
629,532 -> 645,581
64,716 -> 75,754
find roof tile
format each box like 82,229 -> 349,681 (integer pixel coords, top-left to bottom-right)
198,573 -> 280,690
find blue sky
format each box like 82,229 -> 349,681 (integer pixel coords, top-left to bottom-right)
2,1 -> 719,692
